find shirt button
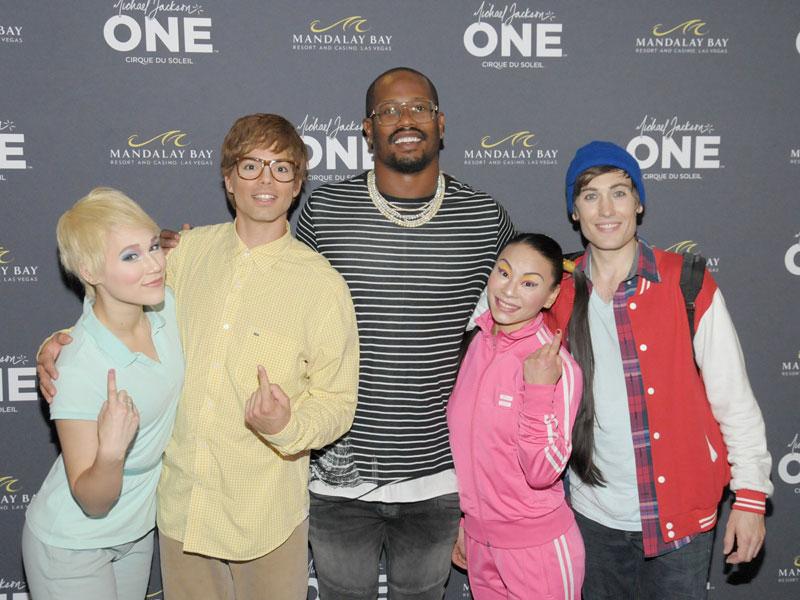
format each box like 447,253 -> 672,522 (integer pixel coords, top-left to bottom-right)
630,302 -> 638,310
666,522 -> 674,530
657,475 -> 666,484
653,432 -> 660,440
668,531 -> 676,539
222,323 -> 230,330
244,250 -> 250,257
639,343 -> 648,351
647,387 -> 655,396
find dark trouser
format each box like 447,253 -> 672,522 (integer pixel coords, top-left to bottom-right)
308,491 -> 461,600
575,511 -> 714,600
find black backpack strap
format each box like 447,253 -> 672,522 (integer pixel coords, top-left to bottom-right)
679,253 -> 706,359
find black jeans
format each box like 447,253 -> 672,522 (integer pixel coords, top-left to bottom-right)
308,492 -> 461,600
575,511 -> 714,600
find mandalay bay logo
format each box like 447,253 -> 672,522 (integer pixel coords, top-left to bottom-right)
627,114 -> 722,182
665,241 -> 719,273
635,19 -> 728,55
291,16 -> 392,52
109,129 -> 213,167
0,246 -> 39,285
463,2 -> 564,70
464,130 -> 559,167
0,24 -> 23,44
103,0 -> 215,65
777,554 -> 800,584
297,114 -> 372,183
0,476 -> 33,512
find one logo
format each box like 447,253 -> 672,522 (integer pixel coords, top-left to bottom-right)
790,148 -> 800,165
464,129 -> 559,167
665,240 -> 720,272
109,129 -> 213,167
0,577 -> 28,600
628,114 -> 722,180
0,475 -> 32,511
296,114 -> 372,182
463,3 -> 564,69
786,234 -> 800,276
635,18 -> 728,55
0,120 -> 26,173
103,0 -> 214,64
796,31 -> 800,55
0,248 -> 38,285
292,16 -> 392,52
0,24 -> 23,44
778,434 -> 800,488
0,352 -> 37,406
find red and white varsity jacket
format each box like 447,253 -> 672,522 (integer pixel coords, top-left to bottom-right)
546,248 -> 772,544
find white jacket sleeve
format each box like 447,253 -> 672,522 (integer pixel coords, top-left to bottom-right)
694,289 -> 773,500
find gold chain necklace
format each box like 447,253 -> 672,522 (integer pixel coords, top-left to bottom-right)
367,170 -> 446,228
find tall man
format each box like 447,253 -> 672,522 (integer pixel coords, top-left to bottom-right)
37,114 -> 359,600
296,67 -> 514,600
548,141 -> 772,599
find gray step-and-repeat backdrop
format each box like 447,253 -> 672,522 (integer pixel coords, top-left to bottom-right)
1,1 -> 798,599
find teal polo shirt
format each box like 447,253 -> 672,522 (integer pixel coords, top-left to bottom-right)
26,288 -> 184,549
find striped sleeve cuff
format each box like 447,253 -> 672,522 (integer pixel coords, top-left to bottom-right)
732,489 -> 767,514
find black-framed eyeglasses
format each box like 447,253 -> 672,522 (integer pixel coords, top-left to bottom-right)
236,157 -> 297,182
369,100 -> 439,126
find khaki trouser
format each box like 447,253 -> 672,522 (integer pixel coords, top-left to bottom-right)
159,519 -> 308,600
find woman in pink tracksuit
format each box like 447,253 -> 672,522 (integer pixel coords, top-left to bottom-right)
448,233 -> 584,600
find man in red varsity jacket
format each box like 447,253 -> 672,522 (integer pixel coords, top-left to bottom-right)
546,141 -> 772,600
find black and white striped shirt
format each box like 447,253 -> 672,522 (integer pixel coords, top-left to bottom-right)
297,172 -> 514,494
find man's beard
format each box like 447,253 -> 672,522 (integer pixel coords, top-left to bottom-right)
384,150 -> 436,174
375,127 -> 439,174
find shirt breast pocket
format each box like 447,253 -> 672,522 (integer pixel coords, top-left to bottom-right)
229,328 -> 306,400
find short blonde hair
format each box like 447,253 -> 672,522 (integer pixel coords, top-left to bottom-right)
57,187 -> 159,299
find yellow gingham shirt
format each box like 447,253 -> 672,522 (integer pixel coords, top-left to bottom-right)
157,222 -> 359,560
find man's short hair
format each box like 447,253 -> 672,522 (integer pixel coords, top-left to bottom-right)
57,187 -> 159,299
365,67 -> 439,118
572,166 -> 641,205
220,114 -> 308,186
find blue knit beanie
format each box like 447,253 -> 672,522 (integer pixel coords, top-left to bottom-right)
565,141 -> 645,214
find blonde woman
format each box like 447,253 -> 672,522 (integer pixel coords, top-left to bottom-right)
22,188 -> 184,600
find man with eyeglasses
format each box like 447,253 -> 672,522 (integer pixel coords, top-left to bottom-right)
36,113 -> 360,600
296,67 -> 514,600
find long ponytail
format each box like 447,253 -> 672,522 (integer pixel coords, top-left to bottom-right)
568,269 -> 605,486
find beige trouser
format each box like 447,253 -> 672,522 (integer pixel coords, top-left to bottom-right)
159,519 -> 308,600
